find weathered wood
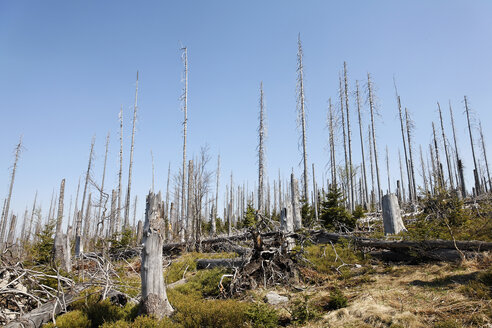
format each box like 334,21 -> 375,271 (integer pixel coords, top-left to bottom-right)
196,258 -> 246,269
290,173 -> 302,230
140,192 -> 173,318
382,194 -> 406,235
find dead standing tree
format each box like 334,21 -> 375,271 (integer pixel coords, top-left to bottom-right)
124,71 -> 139,229
140,192 -> 174,318
258,82 -> 266,213
0,136 -> 22,250
367,73 -> 382,208
180,46 -> 189,243
464,96 -> 481,195
296,34 -> 309,202
343,62 -> 354,211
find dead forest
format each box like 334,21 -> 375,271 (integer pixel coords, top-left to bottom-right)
1,39 -> 491,328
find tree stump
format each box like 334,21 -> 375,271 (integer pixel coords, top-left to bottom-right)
140,192 -> 173,318
382,193 -> 406,235
290,173 -> 302,230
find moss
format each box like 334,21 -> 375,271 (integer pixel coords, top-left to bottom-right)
42,310 -> 90,328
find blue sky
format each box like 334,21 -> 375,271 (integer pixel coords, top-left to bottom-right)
1,1 -> 491,224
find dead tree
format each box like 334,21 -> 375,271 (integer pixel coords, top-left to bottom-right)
479,121 -> 491,191
419,145 -> 428,194
438,102 -> 454,189
368,126 -> 376,206
395,88 -> 412,203
164,163 -> 171,240
356,81 -> 368,204
398,149 -> 407,201
343,62 -> 355,210
449,102 -> 466,196
312,163 -> 318,222
258,82 -> 266,213
212,154 -> 220,236
382,194 -> 406,235
97,132 -> 110,238
53,179 -> 70,272
405,108 -> 417,200
464,96 -> 481,195
296,34 -> 309,201
339,76 -> 349,207
140,192 -> 173,318
328,98 -> 337,186
124,71 -> 139,228
386,146 -> 391,193
367,74 -> 381,207
432,122 -> 444,189
117,106 -> 123,237
186,160 -> 194,240
291,173 -> 302,230
180,47 -> 188,243
75,136 -> 95,257
0,136 -> 22,249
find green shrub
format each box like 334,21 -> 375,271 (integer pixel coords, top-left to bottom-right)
245,303 -> 279,328
42,310 -> 90,328
290,295 -> 320,325
174,268 -> 230,298
101,315 -> 182,328
326,288 -> 348,310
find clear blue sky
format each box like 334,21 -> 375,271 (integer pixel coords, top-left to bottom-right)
1,1 -> 491,223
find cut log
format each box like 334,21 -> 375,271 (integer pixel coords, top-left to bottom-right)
140,192 -> 173,318
382,194 -> 406,235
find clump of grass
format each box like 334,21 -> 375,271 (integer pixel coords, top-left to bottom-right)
245,303 -> 279,328
290,295 -> 321,325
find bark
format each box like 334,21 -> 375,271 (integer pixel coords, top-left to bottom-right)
312,163 -> 318,222
136,220 -> 143,244
180,47 -> 189,243
339,76 -> 349,207
53,179 -> 70,272
382,194 -> 406,235
124,71 -> 139,228
296,34 -> 309,201
386,146 -> 391,193
258,82 -> 266,213
399,149 -> 407,201
290,173 -> 302,230
140,192 -> 173,318
117,106 -> 123,237
328,99 -> 337,186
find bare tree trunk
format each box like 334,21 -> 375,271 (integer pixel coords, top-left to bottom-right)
75,136 -> 95,257
212,154 -> 220,236
296,34 -> 309,201
395,90 -> 412,203
1,137 -> 22,249
437,102 -> 454,189
109,189 -> 116,238
258,82 -> 266,213
117,106 -> 123,237
432,122 -> 444,189
382,194 -> 406,235
464,96 -> 481,195
165,163 -> 171,240
356,81 -> 368,204
6,214 -> 16,249
97,132 -> 110,239
479,121 -> 492,191
140,192 -> 173,318
419,145 -> 428,194
338,76 -> 349,208
82,193 -> 92,252
368,126 -> 376,207
386,146 -> 391,193
367,74 -> 381,207
398,149 -> 407,201
328,99 -> 337,187
27,191 -> 37,242
291,173 -> 302,230
124,71 -> 139,228
405,108 -> 417,200
53,179 -> 70,272
312,163 -> 318,222
133,195 -> 138,235
186,160 -> 194,240
449,102 -> 466,196
180,47 -> 188,243
343,62 -> 354,211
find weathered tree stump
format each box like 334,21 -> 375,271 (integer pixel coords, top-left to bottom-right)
382,194 -> 406,235
140,192 -> 173,318
290,173 -> 302,231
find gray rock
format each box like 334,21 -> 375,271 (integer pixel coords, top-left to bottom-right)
265,291 -> 288,305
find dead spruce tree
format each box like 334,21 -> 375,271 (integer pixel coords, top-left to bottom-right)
258,82 -> 266,213
76,136 -> 95,257
328,98 -> 337,187
124,71 -> 139,228
339,76 -> 349,207
212,154 -> 220,236
367,73 -> 382,207
343,62 -> 354,211
438,102 -> 454,189
405,108 -> 417,201
97,132 -> 110,239
180,46 -> 189,243
355,81 -> 368,205
464,96 -> 481,195
140,192 -> 173,318
479,121 -> 492,191
0,136 -> 22,250
449,102 -> 466,197
117,106 -> 123,237
53,178 -> 71,272
395,85 -> 412,203
296,34 -> 309,201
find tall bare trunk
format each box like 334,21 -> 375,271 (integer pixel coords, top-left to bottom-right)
180,47 -> 188,243
405,108 -> 417,201
437,102 -> 454,189
432,123 -> 444,189
368,126 -> 375,207
355,81 -> 368,204
212,154 -> 220,236
343,62 -> 354,210
398,149 -> 406,201
75,136 -> 95,257
124,71 -> 139,228
395,89 -> 412,203
419,145 -> 428,193
296,34 -> 309,201
53,179 -> 70,271
449,102 -> 466,197
479,122 -> 492,191
1,136 -> 22,249
97,132 -> 110,238
464,96 -> 481,195
328,99 -> 337,187
367,74 -> 381,207
258,82 -> 266,213
386,146 -> 391,193
117,106 -> 123,237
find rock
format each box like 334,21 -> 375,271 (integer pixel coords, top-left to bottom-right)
265,291 -> 288,305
